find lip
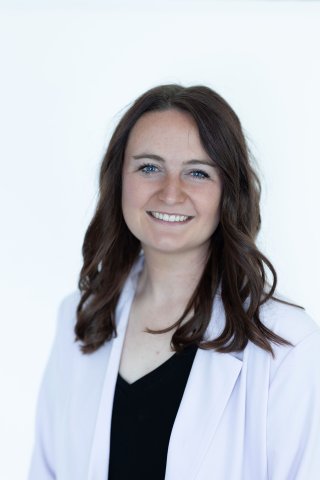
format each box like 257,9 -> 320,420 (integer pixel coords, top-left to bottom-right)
148,210 -> 193,217
146,210 -> 194,224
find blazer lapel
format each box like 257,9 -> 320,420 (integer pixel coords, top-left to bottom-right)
87,257 -> 144,480
165,295 -> 243,480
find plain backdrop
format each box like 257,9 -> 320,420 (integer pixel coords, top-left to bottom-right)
0,1 -> 319,478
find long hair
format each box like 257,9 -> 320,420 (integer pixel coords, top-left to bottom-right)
75,84 -> 299,356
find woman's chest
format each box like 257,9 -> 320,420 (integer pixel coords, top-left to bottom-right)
57,335 -> 270,480
118,326 -> 176,384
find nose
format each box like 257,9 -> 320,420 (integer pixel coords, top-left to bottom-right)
157,175 -> 187,205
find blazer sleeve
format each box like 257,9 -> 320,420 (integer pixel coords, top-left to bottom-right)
27,296 -> 71,480
267,330 -> 320,480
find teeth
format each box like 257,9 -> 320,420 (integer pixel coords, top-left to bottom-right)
150,211 -> 190,222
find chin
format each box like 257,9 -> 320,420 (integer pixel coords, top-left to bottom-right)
141,239 -> 185,253
142,239 -> 205,256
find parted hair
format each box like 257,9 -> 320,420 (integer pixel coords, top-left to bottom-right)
75,84 -> 299,356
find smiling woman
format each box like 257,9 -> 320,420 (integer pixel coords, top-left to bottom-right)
28,84 -> 320,480
121,109 -> 222,257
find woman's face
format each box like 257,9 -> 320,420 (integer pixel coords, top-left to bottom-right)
122,109 -> 223,258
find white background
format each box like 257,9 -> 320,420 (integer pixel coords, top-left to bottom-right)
0,1 -> 319,478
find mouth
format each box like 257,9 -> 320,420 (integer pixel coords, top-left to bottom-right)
147,211 -> 194,223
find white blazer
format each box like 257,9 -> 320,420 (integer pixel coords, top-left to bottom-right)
28,255 -> 320,480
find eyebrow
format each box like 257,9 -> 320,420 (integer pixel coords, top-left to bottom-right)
132,153 -> 216,168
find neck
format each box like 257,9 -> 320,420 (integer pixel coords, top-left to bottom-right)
136,247 -> 209,307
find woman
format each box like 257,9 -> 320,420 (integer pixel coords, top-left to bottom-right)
28,84 -> 320,480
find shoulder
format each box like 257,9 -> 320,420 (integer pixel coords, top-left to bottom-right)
57,290 -> 81,329
58,289 -> 81,318
259,293 -> 319,346
255,293 -> 320,379
34,291 -> 82,413
51,290 -> 81,357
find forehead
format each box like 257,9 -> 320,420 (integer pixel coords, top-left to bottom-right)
125,109 -> 210,159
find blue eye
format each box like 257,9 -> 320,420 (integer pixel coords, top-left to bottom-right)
138,163 -> 159,174
190,170 -> 210,179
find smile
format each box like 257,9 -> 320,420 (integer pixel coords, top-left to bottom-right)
147,211 -> 193,223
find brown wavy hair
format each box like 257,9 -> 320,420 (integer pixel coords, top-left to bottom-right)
75,84 -> 300,357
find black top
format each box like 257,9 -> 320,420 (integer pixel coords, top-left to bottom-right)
108,344 -> 198,480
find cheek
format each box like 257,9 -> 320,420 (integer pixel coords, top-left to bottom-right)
122,175 -> 149,213
199,188 -> 222,220
121,179 -> 138,234
122,179 -> 132,210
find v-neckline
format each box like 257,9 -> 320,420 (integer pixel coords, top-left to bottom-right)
118,352 -> 178,390
117,344 -> 198,393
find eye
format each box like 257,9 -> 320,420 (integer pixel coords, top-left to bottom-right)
189,169 -> 210,180
138,163 -> 160,175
